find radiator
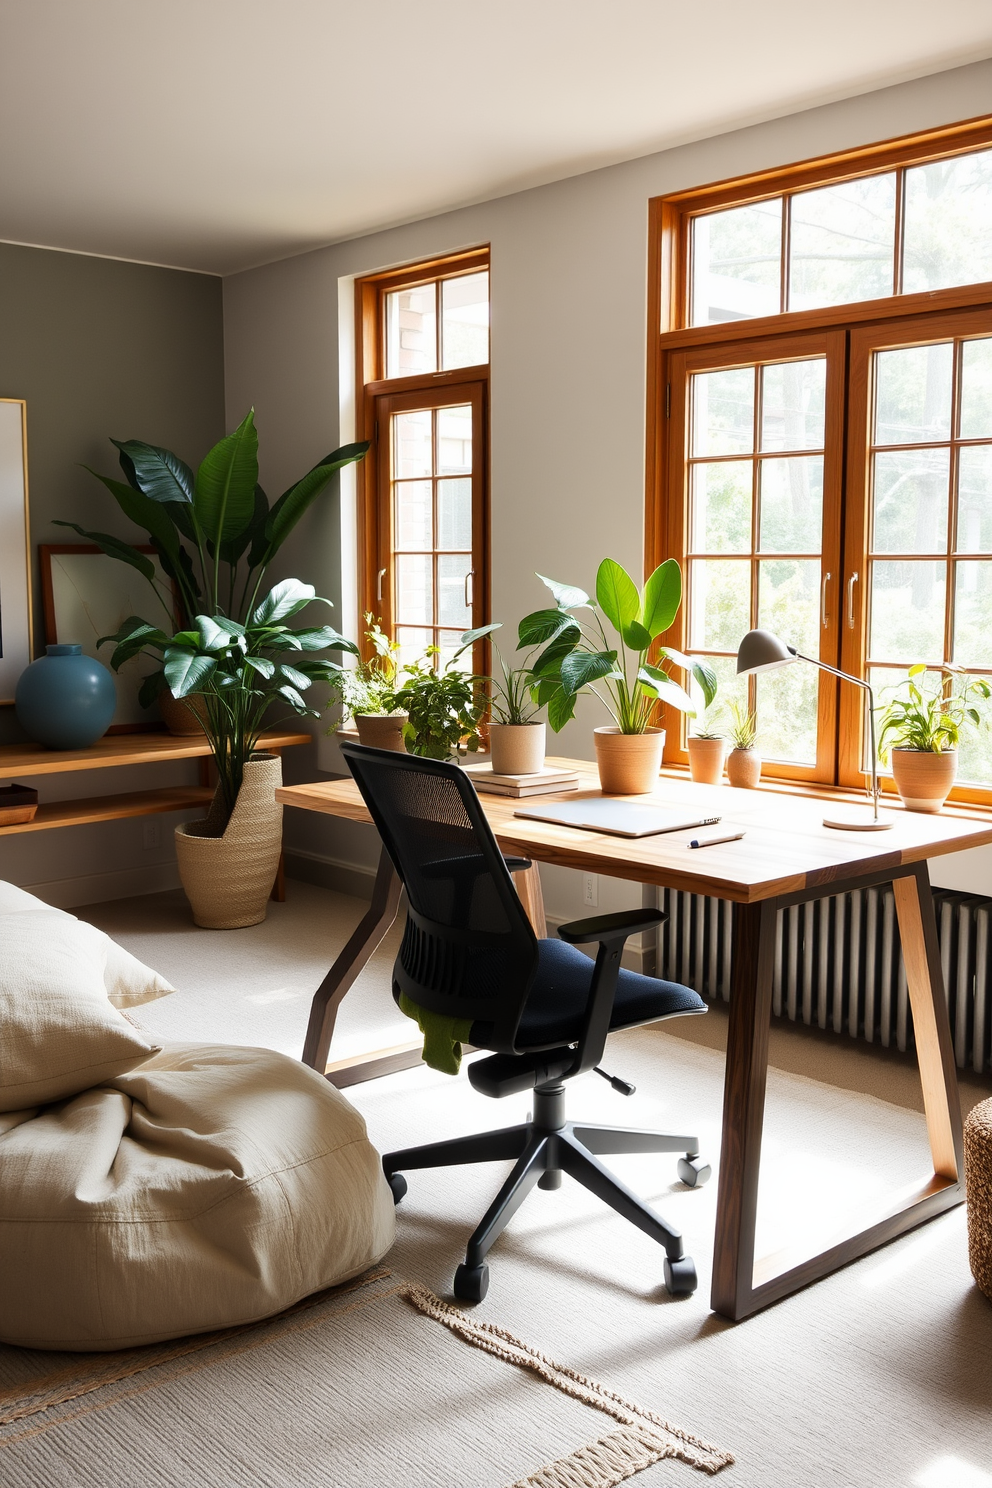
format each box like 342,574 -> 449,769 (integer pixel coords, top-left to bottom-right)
657,886 -> 992,1075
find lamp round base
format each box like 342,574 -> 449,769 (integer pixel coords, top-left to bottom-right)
822,812 -> 893,831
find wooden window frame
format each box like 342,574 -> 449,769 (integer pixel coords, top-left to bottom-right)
355,248 -> 490,658
647,114 -> 992,804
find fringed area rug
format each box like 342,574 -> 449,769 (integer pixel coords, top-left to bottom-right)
0,1269 -> 732,1488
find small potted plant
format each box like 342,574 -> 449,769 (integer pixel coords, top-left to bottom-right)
518,559 -> 715,794
394,642 -> 486,760
725,701 -> 760,788
878,665 -> 990,813
334,615 -> 408,751
687,708 -> 726,785
463,622 -> 546,775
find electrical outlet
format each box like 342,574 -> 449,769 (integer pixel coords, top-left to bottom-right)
583,873 -> 599,907
143,819 -> 162,851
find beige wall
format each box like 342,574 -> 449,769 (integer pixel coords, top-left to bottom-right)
224,57 -> 992,918
0,242 -> 225,904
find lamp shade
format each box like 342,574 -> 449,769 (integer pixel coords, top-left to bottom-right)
736,628 -> 798,676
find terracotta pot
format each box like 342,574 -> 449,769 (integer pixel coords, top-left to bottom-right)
174,753 -> 283,929
890,748 -> 957,813
159,687 -> 208,737
593,727 -> 665,795
687,736 -> 726,785
489,722 -> 546,776
726,748 -> 761,789
354,712 -> 408,752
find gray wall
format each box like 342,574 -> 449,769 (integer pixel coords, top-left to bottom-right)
223,57 -> 992,919
0,242 -> 225,903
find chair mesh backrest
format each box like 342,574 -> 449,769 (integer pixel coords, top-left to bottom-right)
340,743 -> 538,1042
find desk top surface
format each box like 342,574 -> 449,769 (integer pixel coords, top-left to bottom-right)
0,730 -> 310,778
277,757 -> 992,903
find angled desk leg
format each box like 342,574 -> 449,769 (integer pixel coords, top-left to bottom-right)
301,846 -> 402,1075
711,864 -> 965,1322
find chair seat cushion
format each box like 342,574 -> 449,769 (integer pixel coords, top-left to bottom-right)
0,1042 -> 396,1351
471,937 -> 705,1050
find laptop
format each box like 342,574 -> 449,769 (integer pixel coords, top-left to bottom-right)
513,797 -> 721,839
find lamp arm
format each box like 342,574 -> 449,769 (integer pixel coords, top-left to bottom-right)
795,652 -> 880,822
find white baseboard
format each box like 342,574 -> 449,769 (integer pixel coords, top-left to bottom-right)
23,861 -> 183,910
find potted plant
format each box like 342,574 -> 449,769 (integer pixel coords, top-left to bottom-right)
394,641 -> 485,760
517,559 -> 715,795
93,409 -> 364,927
333,615 -> 408,751
464,622 -> 547,775
878,665 -> 990,813
687,709 -> 726,785
725,702 -> 760,788
59,409 -> 367,734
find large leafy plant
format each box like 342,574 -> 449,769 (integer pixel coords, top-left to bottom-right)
877,665 -> 990,758
105,579 -> 357,826
59,408 -> 368,675
518,559 -> 716,734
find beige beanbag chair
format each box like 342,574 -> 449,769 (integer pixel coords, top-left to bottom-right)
0,901 -> 395,1351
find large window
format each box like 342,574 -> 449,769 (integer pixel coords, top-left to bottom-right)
650,117 -> 992,804
356,250 -> 489,668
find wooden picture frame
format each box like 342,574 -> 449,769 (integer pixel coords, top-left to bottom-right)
39,544 -> 170,733
0,399 -> 32,705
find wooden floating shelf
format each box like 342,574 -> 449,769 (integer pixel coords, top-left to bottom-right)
0,730 -> 310,779
0,786 -> 216,836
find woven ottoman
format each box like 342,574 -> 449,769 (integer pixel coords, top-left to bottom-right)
965,1096 -> 992,1301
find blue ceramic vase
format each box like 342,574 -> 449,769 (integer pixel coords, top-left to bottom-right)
15,644 -> 117,749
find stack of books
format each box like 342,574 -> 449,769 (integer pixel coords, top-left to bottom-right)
462,763 -> 580,798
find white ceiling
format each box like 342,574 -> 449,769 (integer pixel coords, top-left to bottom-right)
1,0 -> 990,276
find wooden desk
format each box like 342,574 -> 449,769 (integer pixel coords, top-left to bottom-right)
278,759 -> 992,1320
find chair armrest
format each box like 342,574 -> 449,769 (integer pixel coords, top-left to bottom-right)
557,907 -> 666,945
504,856 -> 532,874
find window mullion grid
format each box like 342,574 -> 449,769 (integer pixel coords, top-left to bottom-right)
945,337 -> 963,676
431,409 -> 440,659
780,196 -> 791,315
749,366 -> 761,716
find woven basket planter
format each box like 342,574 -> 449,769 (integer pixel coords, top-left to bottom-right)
965,1096 -> 992,1303
175,753 -> 283,929
158,688 -> 209,737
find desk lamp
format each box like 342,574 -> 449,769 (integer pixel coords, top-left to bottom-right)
736,628 -> 891,831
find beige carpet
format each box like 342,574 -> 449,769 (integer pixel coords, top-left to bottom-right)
0,1269 -> 731,1487
66,883 -> 992,1488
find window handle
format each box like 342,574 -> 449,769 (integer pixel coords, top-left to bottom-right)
377,567 -> 387,603
465,569 -> 475,610
821,572 -> 831,629
846,572 -> 859,629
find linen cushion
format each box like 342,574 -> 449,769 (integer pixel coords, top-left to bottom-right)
0,1042 -> 396,1350
0,912 -> 159,1112
0,880 -> 175,1009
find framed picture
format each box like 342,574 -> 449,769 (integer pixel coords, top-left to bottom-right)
39,544 -> 171,731
0,399 -> 32,705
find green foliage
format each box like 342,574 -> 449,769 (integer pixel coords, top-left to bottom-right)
394,644 -> 485,759
727,700 -> 758,750
459,622 -> 545,726
877,665 -> 991,758
332,615 -> 405,720
59,410 -> 369,634
517,558 -> 716,735
100,579 -> 358,828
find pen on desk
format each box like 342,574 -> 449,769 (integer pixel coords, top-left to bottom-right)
688,830 -> 746,849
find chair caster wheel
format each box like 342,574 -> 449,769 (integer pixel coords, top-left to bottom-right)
453,1263 -> 489,1303
386,1172 -> 407,1205
677,1155 -> 712,1188
664,1256 -> 698,1296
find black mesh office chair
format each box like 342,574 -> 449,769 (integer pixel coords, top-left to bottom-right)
340,741 -> 711,1303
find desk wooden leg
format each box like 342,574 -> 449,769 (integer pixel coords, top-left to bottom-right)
710,899 -> 778,1320
514,863 -> 547,939
301,846 -> 402,1073
893,865 -> 963,1182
